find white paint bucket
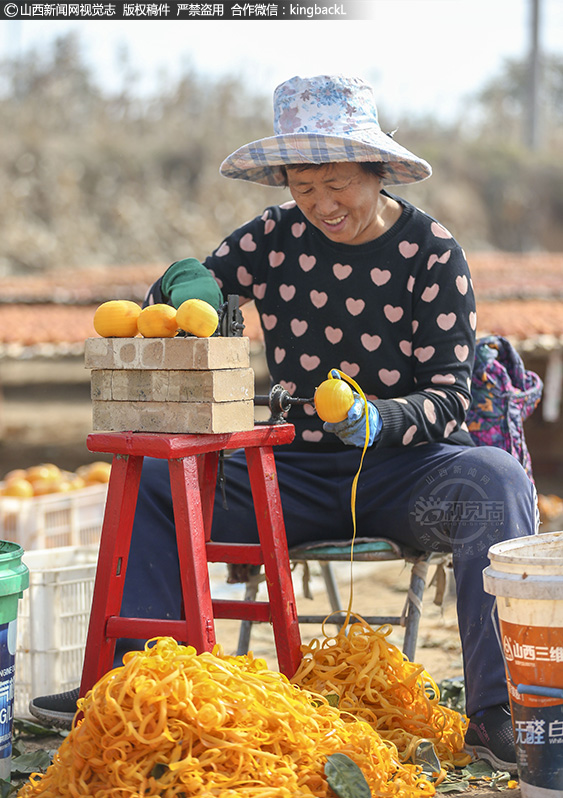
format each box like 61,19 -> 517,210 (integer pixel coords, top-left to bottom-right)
483,530 -> 563,797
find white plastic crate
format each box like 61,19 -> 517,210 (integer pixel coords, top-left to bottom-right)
11,552 -> 245,718
14,546 -> 99,718
0,483 -> 107,550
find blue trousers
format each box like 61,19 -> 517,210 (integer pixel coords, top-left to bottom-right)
118,442 -> 537,718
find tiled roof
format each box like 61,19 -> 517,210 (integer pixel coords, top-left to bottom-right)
0,254 -> 562,358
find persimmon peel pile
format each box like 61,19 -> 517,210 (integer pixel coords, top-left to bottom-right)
18,636 -> 440,798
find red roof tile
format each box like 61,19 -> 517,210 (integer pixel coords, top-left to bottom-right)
0,254 -> 561,356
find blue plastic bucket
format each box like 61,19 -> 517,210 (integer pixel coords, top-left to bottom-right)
0,542 -> 29,781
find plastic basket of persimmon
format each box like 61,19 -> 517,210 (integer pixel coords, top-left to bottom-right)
0,461 -> 110,549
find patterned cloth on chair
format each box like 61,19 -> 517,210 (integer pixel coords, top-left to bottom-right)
466,335 -> 543,484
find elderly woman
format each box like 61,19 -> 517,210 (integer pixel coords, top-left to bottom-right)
32,75 -> 535,773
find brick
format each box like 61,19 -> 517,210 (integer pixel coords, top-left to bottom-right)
169,368 -> 254,402
111,370 -> 170,402
90,370 -> 113,401
90,368 -> 254,402
84,336 -> 250,370
92,399 -> 255,434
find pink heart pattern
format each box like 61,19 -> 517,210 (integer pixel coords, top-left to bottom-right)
421,284 -> 439,302
240,233 -> 257,252
423,398 -> 437,424
274,347 -> 286,364
370,267 -> 391,286
456,275 -> 468,295
300,354 -> 320,371
432,373 -> 456,385
325,326 -> 343,344
290,319 -> 308,337
444,419 -> 457,438
431,221 -> 452,239
427,250 -> 452,269
299,254 -> 316,271
361,333 -> 381,352
237,266 -> 253,286
456,391 -> 470,410
384,304 -> 404,322
379,369 -> 400,386
333,263 -> 352,280
205,201 -> 475,449
340,361 -> 359,377
346,298 -> 365,316
454,344 -> 469,362
269,251 -> 285,268
310,290 -> 328,308
414,346 -> 435,363
437,312 -> 456,330
279,284 -> 296,301
399,241 -> 419,258
302,430 -> 323,442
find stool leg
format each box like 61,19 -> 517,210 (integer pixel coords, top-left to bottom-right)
80,453 -> 144,695
245,446 -> 301,678
236,569 -> 262,656
402,557 -> 429,661
198,451 -> 219,541
168,456 -> 216,653
319,562 -> 345,613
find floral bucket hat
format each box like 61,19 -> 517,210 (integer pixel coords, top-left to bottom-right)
220,74 -> 432,187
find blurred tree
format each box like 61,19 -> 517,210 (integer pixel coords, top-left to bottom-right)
0,34 -> 561,274
474,53 -> 563,149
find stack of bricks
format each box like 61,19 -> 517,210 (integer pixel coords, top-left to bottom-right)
85,336 -> 255,434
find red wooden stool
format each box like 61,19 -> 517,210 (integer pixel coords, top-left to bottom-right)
79,424 -> 301,696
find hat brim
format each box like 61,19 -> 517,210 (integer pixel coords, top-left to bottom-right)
220,130 -> 432,187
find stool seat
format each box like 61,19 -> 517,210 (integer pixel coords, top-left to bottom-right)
236,539 -> 447,662
79,424 -> 302,697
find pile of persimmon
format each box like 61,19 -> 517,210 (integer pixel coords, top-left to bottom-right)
0,461 -> 111,498
93,299 -> 218,339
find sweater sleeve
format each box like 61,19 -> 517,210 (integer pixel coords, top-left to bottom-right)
373,243 -> 476,448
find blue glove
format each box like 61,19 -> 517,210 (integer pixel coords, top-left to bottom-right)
323,394 -> 382,447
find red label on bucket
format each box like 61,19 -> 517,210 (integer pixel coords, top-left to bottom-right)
500,619 -> 563,708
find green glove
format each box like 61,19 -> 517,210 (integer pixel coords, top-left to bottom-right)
161,258 -> 224,310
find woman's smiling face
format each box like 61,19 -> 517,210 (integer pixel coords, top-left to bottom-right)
286,162 -> 386,246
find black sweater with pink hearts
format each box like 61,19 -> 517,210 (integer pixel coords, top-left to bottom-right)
163,194 -> 476,450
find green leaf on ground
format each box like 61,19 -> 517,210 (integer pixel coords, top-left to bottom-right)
13,719 -> 64,738
10,750 -> 52,775
0,778 -> 17,798
414,739 -> 442,775
325,753 -> 371,798
437,779 -> 471,793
